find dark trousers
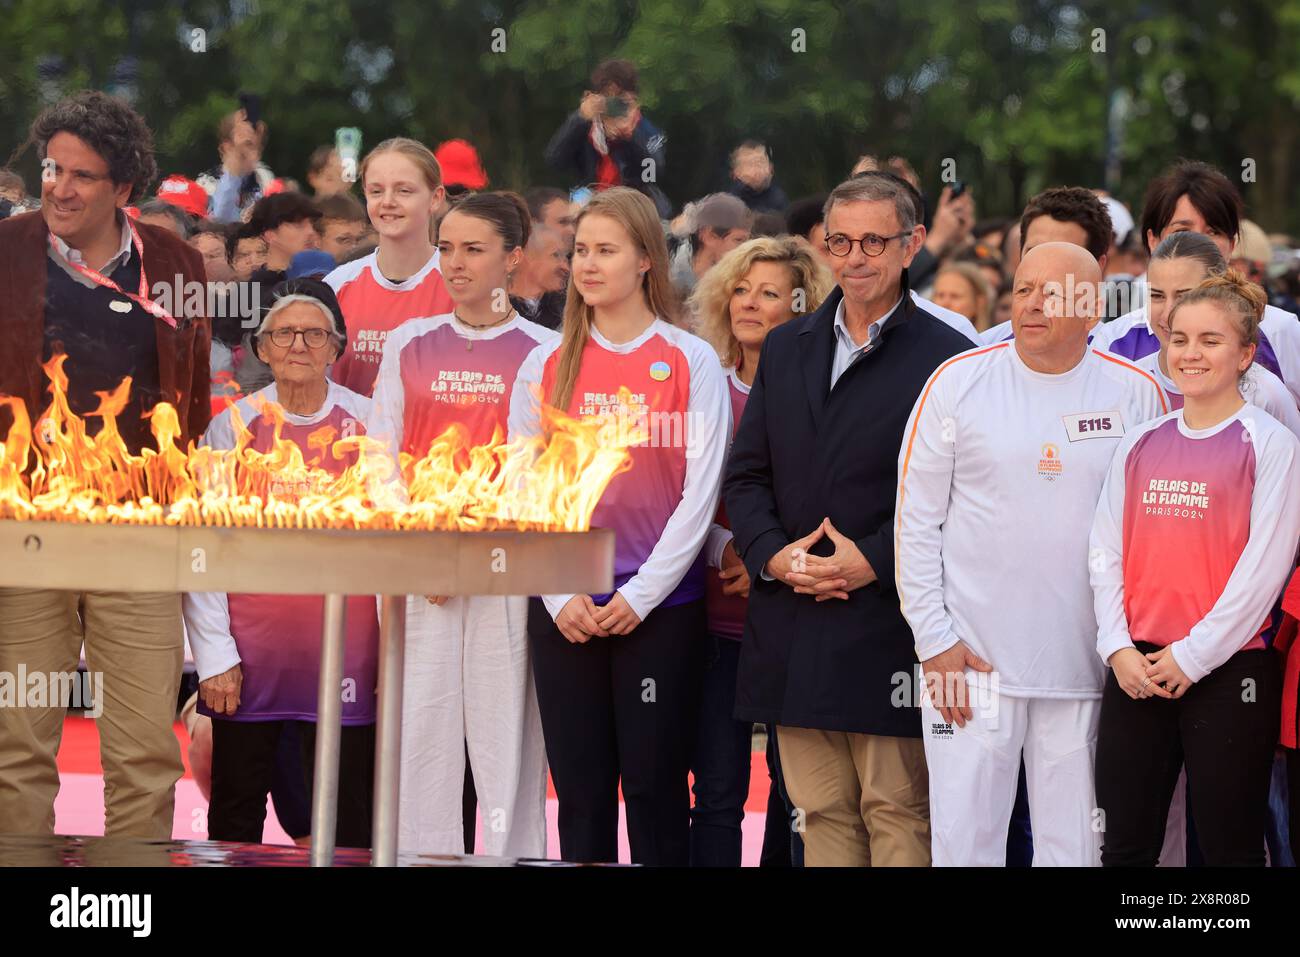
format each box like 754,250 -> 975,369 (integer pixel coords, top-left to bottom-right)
689,634 -> 753,866
1006,761 -> 1033,867
1096,646 -> 1280,866
759,723 -> 804,867
210,718 -> 376,848
529,597 -> 706,865
1289,747 -> 1300,864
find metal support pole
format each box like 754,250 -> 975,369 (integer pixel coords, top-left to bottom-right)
371,594 -> 407,866
310,593 -> 347,867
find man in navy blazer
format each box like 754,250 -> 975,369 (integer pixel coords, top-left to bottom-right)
724,172 -> 973,866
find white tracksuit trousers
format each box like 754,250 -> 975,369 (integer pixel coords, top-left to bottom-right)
397,594 -> 548,858
921,681 -> 1102,866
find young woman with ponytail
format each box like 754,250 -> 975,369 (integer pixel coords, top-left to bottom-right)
369,191 -> 556,858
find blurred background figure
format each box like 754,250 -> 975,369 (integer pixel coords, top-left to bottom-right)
156,174 -> 210,224
200,101 -> 275,223
931,261 -> 994,333
510,224 -> 569,330
545,58 -> 671,217
785,193 -> 831,266
524,186 -> 578,249
670,192 -> 753,297
314,193 -> 370,261
228,222 -> 269,281
135,199 -> 192,238
0,167 -> 27,204
246,192 -> 322,285
189,221 -> 235,284
727,140 -> 787,213
435,138 -> 490,201
306,145 -> 348,199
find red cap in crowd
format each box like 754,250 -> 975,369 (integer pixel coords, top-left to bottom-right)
157,175 -> 209,218
435,139 -> 488,189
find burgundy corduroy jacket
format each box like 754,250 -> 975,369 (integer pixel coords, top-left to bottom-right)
0,209 -> 212,446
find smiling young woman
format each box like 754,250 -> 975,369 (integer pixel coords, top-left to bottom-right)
324,138 -> 454,397
1091,270 -> 1300,866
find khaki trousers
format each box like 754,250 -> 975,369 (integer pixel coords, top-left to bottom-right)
776,725 -> 931,866
0,588 -> 184,838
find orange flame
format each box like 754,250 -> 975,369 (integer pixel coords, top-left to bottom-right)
0,355 -> 640,531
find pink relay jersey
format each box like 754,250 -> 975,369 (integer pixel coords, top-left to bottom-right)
195,384 -> 380,723
325,249 -> 455,397
1121,416 -> 1264,651
369,313 -> 557,460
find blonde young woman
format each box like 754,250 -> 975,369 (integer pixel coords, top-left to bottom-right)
325,137 -> 454,396
508,187 -> 731,864
1091,271 -> 1300,865
686,237 -> 832,866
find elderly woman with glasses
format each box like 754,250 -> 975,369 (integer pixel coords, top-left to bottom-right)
182,278 -> 380,848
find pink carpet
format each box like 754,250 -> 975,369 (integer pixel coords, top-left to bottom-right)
54,717 -> 774,864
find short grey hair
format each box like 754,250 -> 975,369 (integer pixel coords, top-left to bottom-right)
255,294 -> 343,340
823,172 -> 918,234
527,223 -> 562,251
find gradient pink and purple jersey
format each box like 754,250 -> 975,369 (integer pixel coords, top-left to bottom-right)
325,250 -> 455,397
1120,416 -> 1268,651
368,314 -> 558,463
192,383 -> 380,724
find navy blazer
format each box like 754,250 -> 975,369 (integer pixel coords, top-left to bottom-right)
724,279 -> 973,736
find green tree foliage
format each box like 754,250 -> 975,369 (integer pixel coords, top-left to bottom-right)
2,0 -> 1299,230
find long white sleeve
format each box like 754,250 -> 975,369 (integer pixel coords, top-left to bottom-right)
505,343 -> 575,620
1171,425 -> 1300,682
1260,305 -> 1300,406
616,352 -> 731,621
1090,431 -> 1136,665
1248,366 -> 1300,440
366,332 -> 407,463
894,367 -> 962,661
183,410 -> 242,682
182,592 -> 241,681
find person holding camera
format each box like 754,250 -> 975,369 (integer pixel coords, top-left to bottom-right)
544,59 -> 671,218
199,98 -> 276,223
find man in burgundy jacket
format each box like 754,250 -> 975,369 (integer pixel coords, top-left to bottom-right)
0,91 -> 210,839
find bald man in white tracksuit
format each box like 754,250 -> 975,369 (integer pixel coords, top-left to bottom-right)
894,243 -> 1168,866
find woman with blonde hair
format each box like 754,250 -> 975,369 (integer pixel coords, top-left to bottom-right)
508,187 -> 731,864
1091,270 -> 1300,865
686,236 -> 832,866
325,137 -> 454,396
930,262 -> 993,333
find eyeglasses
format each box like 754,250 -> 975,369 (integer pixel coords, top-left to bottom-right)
265,327 -> 335,349
825,231 -> 913,258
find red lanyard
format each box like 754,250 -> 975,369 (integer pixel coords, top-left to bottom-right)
50,219 -> 177,328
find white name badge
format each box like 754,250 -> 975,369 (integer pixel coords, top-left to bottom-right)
1062,410 -> 1124,442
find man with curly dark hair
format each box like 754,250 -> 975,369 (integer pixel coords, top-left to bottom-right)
0,89 -> 210,841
